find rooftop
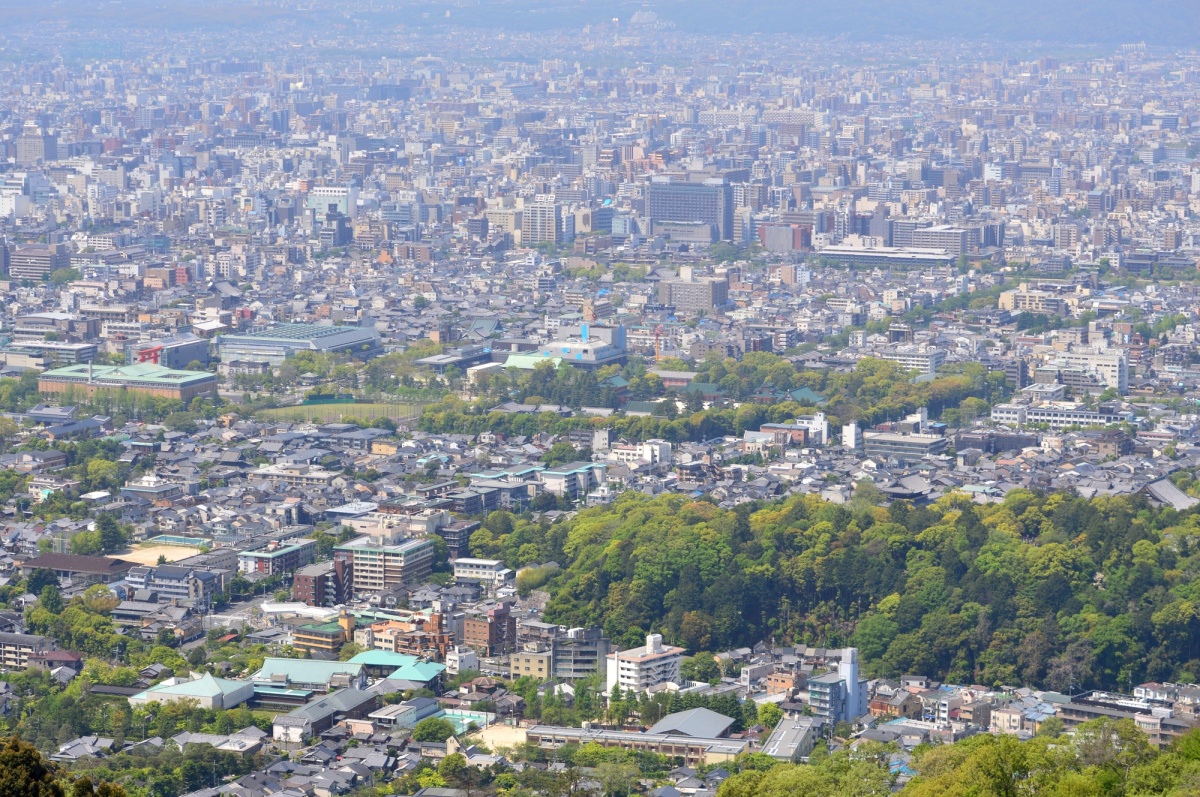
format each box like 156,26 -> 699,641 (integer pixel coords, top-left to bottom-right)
40,363 -> 216,386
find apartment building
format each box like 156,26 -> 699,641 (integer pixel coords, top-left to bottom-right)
293,559 -> 354,607
990,401 -> 1137,430
334,536 -> 436,593
0,632 -> 55,670
606,634 -> 685,693
463,601 -> 517,657
236,538 -> 317,575
453,558 -> 513,588
878,345 -> 946,375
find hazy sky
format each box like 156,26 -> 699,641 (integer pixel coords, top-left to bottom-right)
3,0 -> 1197,46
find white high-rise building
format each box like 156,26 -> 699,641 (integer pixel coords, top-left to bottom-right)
605,634 -> 685,694
521,195 -> 562,246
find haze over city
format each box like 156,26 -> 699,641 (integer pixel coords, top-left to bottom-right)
1,2 -> 1200,797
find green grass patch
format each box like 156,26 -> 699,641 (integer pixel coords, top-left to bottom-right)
257,402 -> 421,423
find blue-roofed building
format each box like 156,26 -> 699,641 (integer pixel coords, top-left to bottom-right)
345,650 -> 446,688
128,673 -> 254,710
346,649 -> 420,676
250,658 -> 367,693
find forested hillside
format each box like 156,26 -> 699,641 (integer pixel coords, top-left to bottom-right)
716,720 -> 1200,797
472,488 -> 1200,691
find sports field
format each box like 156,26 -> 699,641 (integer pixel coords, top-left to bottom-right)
257,402 -> 421,423
119,543 -> 202,565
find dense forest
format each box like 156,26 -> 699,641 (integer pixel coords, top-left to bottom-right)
472,487 -> 1200,692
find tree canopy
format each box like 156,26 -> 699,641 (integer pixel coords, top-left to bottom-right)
474,485 -> 1200,692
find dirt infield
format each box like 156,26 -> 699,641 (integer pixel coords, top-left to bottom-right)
472,724 -> 527,749
118,544 -> 202,565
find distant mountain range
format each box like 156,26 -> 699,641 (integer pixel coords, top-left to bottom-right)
6,0 -> 1196,46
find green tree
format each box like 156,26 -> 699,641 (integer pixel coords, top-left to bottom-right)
86,459 -> 118,487
757,702 -> 783,730
38,585 -> 63,614
543,441 -> 580,467
596,761 -> 639,797
412,717 -> 456,743
96,514 -> 125,554
338,642 -> 366,661
0,734 -> 64,797
25,568 -> 58,595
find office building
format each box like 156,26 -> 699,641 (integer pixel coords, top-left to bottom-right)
538,461 -> 607,497
1055,352 -> 1129,394
15,128 -> 57,167
515,621 -> 610,682
521,196 -> 563,245
648,176 -> 733,242
124,564 -> 225,607
862,431 -> 949,460
909,225 -> 978,256
990,401 -> 1136,430
658,273 -> 730,315
817,243 -> 954,269
878,346 -> 946,375
553,626 -> 611,681
8,243 -> 69,281
305,185 -> 359,224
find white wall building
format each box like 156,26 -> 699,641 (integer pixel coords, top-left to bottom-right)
605,633 -> 685,694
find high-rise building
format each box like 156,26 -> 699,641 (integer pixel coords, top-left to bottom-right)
605,633 -> 685,693
808,648 -> 868,724
15,128 -> 57,167
648,176 -> 733,241
293,559 -> 354,607
521,196 -> 562,246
